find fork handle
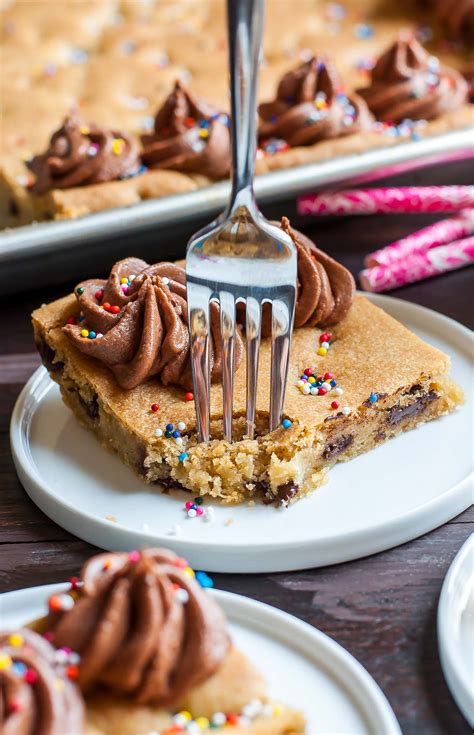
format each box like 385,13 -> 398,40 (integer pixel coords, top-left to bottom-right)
226,0 -> 264,210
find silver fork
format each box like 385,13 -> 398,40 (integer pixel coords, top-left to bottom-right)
186,0 -> 297,443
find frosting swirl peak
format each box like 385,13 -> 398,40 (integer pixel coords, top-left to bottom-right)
258,57 -> 373,146
64,257 -> 244,390
44,549 -> 230,706
282,218 -> 355,328
28,114 -> 141,194
357,34 -> 468,122
141,80 -> 231,179
0,629 -> 85,735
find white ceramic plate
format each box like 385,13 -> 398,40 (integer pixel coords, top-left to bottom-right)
0,582 -> 401,735
10,294 -> 473,573
438,534 -> 474,728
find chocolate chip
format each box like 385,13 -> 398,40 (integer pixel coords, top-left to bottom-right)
253,480 -> 274,504
77,393 -> 99,421
387,391 -> 438,426
158,476 -> 187,492
9,198 -> 19,216
276,482 -> 299,503
324,412 -> 344,422
323,433 -> 353,460
36,338 -> 64,373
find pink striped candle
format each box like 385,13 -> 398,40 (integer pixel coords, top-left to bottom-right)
298,186 -> 474,216
359,236 -> 474,292
365,209 -> 474,267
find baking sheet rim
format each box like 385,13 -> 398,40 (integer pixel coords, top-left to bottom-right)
1,126 -> 472,262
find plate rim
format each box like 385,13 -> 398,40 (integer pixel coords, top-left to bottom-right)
10,293 -> 474,572
437,533 -> 474,728
1,582 -> 402,735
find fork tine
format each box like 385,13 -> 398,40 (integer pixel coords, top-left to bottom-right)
245,296 -> 262,439
187,281 -> 212,443
269,292 -> 295,432
219,290 -> 236,442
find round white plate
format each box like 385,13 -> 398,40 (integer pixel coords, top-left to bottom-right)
11,293 -> 473,573
1,582 -> 401,735
438,534 -> 474,728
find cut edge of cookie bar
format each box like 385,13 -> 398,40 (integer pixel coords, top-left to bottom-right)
32,294 -> 464,506
0,162 -> 205,228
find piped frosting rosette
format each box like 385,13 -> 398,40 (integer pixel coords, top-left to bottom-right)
43,548 -> 230,707
64,257 -> 244,390
282,218 -> 355,328
141,80 -> 231,179
28,114 -> 141,194
0,629 -> 85,735
258,56 -> 373,146
356,33 -> 468,122
236,218 -> 354,336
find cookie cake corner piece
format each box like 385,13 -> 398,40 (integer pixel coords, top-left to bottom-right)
31,222 -> 464,506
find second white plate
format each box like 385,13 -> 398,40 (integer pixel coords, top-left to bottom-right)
11,294 -> 473,572
438,534 -> 474,728
1,582 -> 401,735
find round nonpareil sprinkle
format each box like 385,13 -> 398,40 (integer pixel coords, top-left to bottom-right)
151,403 -> 159,412
8,634 -> 24,648
49,594 -> 74,612
178,452 -> 188,462
24,669 -> 38,685
184,391 -> 194,401
0,654 -> 12,670
282,418 -> 292,429
341,406 -> 351,416
176,588 -> 189,603
195,570 -> 214,588
369,392 -> 378,403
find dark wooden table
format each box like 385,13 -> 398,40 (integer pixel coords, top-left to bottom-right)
1,207 -> 472,735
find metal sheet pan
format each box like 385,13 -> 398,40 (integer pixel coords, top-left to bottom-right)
1,127 -> 472,266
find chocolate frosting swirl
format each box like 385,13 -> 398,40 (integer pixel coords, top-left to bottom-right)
28,114 -> 140,195
252,219 -> 354,337
437,0 -> 474,43
45,549 -> 230,706
0,629 -> 85,735
281,218 -> 355,328
141,80 -> 231,179
64,257 -> 244,390
356,33 -> 468,122
258,57 -> 373,146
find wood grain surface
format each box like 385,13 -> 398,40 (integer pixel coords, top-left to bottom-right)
1,199 -> 473,735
